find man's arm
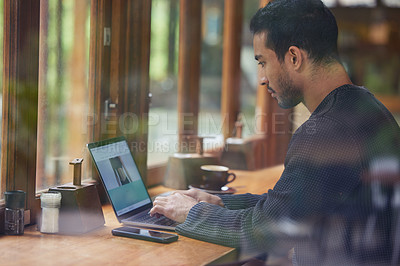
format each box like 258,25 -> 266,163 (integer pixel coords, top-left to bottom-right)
151,118 -> 363,255
177,188 -> 267,209
219,193 -> 267,210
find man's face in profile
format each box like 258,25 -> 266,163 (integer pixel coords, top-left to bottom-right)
253,32 -> 302,109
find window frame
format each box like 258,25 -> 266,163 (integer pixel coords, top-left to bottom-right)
0,0 -> 40,226
0,0 -> 153,225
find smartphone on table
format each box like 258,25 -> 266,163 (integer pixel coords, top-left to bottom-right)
112,226 -> 178,244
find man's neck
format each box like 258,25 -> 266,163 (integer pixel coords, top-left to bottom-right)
302,62 -> 352,113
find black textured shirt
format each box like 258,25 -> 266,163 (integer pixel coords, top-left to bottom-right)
176,84 -> 400,265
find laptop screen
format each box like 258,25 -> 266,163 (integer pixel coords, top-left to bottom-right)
88,138 -> 151,216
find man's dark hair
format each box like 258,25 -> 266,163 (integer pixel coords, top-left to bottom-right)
250,0 -> 340,64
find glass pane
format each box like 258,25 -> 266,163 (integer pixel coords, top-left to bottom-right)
36,0 -> 91,191
240,0 -> 259,138
148,0 -> 179,166
336,9 -> 400,94
199,0 -> 224,150
0,0 -> 4,199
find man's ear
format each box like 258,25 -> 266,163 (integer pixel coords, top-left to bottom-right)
286,46 -> 303,71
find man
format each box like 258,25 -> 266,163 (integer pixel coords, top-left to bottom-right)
150,0 -> 400,264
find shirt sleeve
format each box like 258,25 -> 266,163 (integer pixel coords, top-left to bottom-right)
219,193 -> 267,210
176,117 -> 363,256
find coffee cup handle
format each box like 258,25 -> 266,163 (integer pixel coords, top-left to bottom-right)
226,172 -> 236,184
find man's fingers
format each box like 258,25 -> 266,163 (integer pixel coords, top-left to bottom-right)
150,197 -> 169,217
149,205 -> 165,217
150,192 -> 199,223
153,197 -> 168,205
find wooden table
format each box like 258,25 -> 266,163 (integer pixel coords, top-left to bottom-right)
0,165 -> 283,266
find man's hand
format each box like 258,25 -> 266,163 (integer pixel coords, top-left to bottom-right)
149,193 -> 198,223
149,189 -> 225,223
178,188 -> 225,207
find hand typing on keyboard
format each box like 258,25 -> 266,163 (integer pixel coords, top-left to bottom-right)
149,192 -> 198,223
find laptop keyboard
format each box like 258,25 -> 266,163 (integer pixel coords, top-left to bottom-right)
127,211 -> 178,227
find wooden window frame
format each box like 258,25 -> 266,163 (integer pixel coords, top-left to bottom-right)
0,0 -> 153,227
0,0 -> 40,227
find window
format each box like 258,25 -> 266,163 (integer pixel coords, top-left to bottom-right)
148,0 -> 179,166
199,0 -> 224,150
0,0 -> 152,224
240,0 -> 260,138
36,0 -> 91,191
1,0 -> 40,223
331,2 -> 400,124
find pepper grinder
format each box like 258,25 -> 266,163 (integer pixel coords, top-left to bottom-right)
49,158 -> 105,234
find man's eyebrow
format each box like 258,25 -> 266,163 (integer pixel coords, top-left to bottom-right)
255,55 -> 262,61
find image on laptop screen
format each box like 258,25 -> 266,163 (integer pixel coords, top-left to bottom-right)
89,139 -> 151,216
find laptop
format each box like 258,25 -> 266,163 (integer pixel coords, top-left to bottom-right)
87,136 -> 179,231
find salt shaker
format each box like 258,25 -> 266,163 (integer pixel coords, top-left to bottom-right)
4,191 -> 26,235
40,191 -> 62,233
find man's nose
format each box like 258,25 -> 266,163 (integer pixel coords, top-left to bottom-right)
258,69 -> 268,86
259,75 -> 268,86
